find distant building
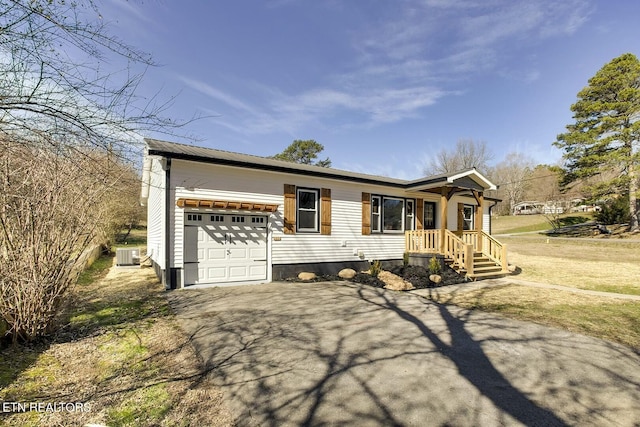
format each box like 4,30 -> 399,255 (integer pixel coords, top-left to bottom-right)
512,201 -> 543,215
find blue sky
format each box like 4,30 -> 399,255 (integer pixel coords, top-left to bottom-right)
103,0 -> 640,179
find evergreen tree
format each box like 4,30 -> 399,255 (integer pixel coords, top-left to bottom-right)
554,53 -> 640,231
272,140 -> 332,167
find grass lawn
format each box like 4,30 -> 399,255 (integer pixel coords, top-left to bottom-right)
501,236 -> 640,295
422,234 -> 640,351
492,213 -> 593,234
0,253 -> 233,427
429,284 -> 640,351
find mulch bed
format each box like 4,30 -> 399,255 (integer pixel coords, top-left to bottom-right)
290,264 -> 466,290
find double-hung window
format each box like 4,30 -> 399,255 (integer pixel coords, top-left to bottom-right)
405,199 -> 415,231
296,188 -> 319,232
371,196 -> 381,232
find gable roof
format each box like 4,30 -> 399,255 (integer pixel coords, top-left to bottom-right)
145,138 -> 497,191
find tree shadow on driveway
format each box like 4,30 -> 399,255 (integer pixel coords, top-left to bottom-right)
168,281 -> 640,426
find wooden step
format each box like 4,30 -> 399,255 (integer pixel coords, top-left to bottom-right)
446,254 -> 509,281
473,266 -> 503,273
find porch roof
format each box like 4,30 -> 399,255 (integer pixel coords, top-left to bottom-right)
146,138 -> 497,192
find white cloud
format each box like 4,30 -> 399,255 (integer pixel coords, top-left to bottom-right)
178,76 -> 260,115
175,0 -> 592,143
352,0 -> 591,81
107,0 -> 155,24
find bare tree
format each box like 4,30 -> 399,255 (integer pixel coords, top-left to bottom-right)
0,139 -> 126,342
491,152 -> 534,215
97,161 -> 146,244
522,165 -> 567,229
425,139 -> 494,175
0,0 -> 189,159
0,1 -> 188,343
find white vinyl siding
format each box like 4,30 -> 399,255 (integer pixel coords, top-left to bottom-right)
166,159 -> 489,275
169,160 -> 410,267
146,157 -> 166,269
483,212 -> 491,234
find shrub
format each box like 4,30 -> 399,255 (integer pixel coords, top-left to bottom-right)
369,260 -> 382,278
595,196 -> 630,225
428,256 -> 441,275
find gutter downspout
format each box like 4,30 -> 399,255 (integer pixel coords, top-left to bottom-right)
163,157 -> 173,289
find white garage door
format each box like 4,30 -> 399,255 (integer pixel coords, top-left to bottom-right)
184,213 -> 268,285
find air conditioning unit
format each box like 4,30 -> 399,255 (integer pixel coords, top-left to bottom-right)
116,248 -> 140,266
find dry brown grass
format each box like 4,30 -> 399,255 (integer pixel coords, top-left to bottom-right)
421,234 -> 640,351
501,236 -> 640,295
0,258 -> 234,427
430,284 -> 640,350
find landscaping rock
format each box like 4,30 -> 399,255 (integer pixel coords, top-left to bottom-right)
378,270 -> 415,291
297,272 -> 316,281
508,264 -> 517,273
338,268 -> 356,279
429,274 -> 442,284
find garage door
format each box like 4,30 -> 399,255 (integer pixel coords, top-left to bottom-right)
184,213 -> 268,285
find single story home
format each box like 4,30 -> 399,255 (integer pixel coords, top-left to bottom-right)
141,138 -> 504,289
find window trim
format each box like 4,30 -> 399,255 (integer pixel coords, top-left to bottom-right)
405,199 -> 415,231
463,204 -> 475,231
296,187 -> 320,233
371,195 -> 381,233
370,195 -> 413,234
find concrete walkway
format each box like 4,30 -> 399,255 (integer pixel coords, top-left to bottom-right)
169,281 -> 640,426
411,277 -> 640,301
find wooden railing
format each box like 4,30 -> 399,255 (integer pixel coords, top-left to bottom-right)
405,229 -> 440,253
479,231 -> 508,272
405,229 -> 508,275
443,230 -> 473,274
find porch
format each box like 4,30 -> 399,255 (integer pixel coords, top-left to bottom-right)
405,229 -> 508,280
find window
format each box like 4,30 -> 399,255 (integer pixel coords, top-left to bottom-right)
463,205 -> 474,230
369,195 -> 417,233
424,202 -> 436,230
297,188 -> 319,232
405,199 -> 415,231
371,196 -> 381,232
187,213 -> 202,222
383,198 -> 404,232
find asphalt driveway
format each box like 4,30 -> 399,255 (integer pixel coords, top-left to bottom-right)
168,281 -> 640,426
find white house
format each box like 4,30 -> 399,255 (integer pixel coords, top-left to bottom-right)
141,138 -> 502,289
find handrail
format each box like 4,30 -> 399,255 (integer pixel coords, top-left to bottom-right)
443,230 -> 473,274
405,229 -> 507,276
479,230 -> 508,272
